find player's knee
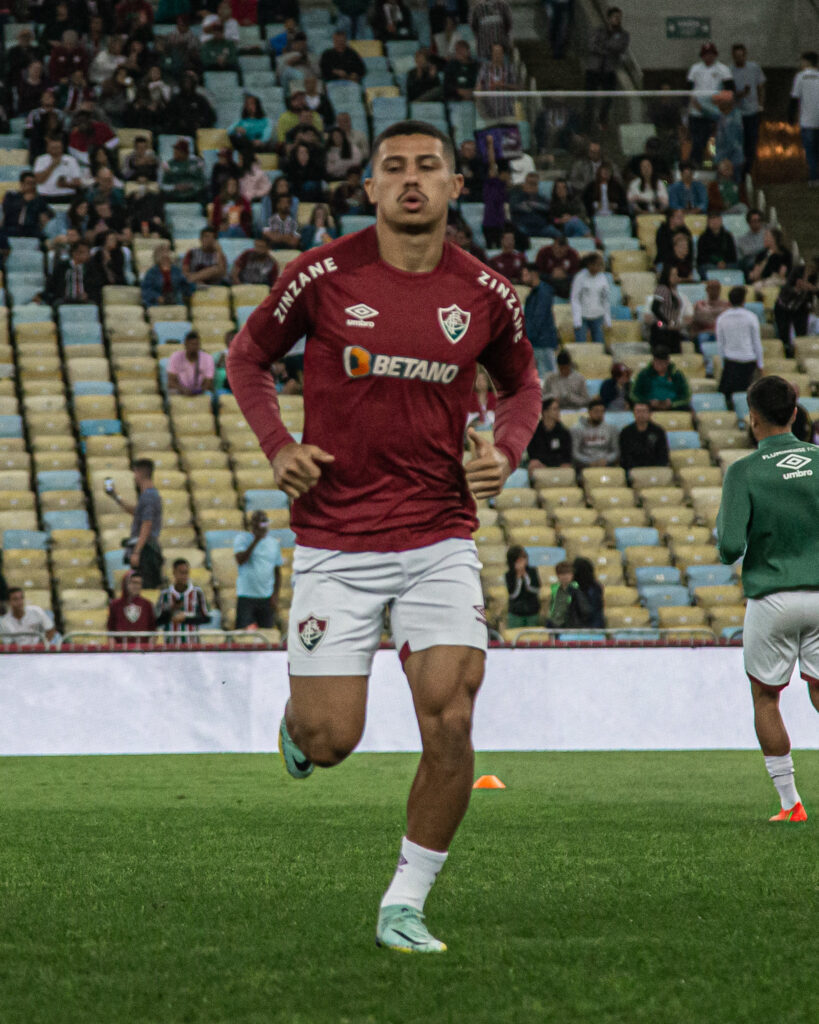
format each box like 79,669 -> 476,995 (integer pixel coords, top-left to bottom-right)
298,719 -> 363,767
421,703 -> 474,765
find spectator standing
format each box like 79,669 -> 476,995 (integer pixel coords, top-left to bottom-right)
201,2 -> 240,42
107,458 -> 164,587
156,559 -> 210,636
167,331 -> 216,396
141,244 -> 194,307
599,362 -> 632,410
535,234 -> 580,298
790,51 -> 819,186
481,135 -> 509,247
618,401 -> 669,472
547,0 -> 573,60
320,31 -> 366,83
696,210 -> 738,278
521,263 -> 559,377
686,42 -> 732,166
571,557 -> 604,629
584,6 -> 630,130
444,41 -> 479,102
232,237 -> 280,286
527,397 -> 573,468
475,42 -> 519,123
667,161 -> 707,212
691,278 -> 730,343
714,94 -> 745,181
647,265 -> 692,351
570,252 -> 610,342
571,396 -> 619,468
372,0 -> 416,43
736,208 -> 767,273
716,286 -> 763,400
335,0 -> 371,40
0,588 -> 55,643
543,349 -> 589,408
489,228 -> 526,282
774,262 -> 818,355
182,228 -> 228,287
569,141 -> 604,193
107,572 -> 156,633
731,44 -> 765,176
630,347 -> 691,410
505,546 -> 541,628
6,29 -> 44,88
470,0 -> 513,61
233,511 -> 283,629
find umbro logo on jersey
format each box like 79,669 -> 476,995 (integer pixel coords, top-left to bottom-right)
342,345 -> 459,384
776,453 -> 813,479
437,304 -> 471,344
345,303 -> 379,328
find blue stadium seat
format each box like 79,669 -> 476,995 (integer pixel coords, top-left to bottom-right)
43,510 -> 90,532
686,565 -> 735,591
0,414 -> 24,437
79,419 -> 123,436
611,305 -> 633,320
640,584 -> 691,624
732,393 -> 749,423
385,39 -> 419,59
5,276 -> 43,304
667,431 -> 702,450
7,236 -> 42,251
325,81 -> 362,106
236,306 -> 255,327
58,303 -> 99,324
594,215 -> 632,238
745,301 -> 765,323
269,527 -> 296,548
613,629 -> 661,642
633,566 -> 681,587
158,135 -> 195,162
800,397 -> 819,416
208,608 -> 223,630
504,468 -> 529,489
363,55 -> 390,74
12,304 -> 53,325
603,236 -> 640,251
410,101 -> 447,122
2,529 -> 48,550
340,215 -> 376,235
204,529 -> 241,556
36,469 -> 82,492
721,626 -> 743,640
691,392 -> 727,412
104,549 -> 125,587
219,238 -> 249,269
571,237 -> 598,253
154,321 -> 193,345
6,251 -> 44,273
371,95 -> 406,121
244,489 -> 288,511
557,631 -> 607,642
678,283 -> 707,304
615,527 -> 659,551
605,411 -> 634,430
61,323 -> 103,345
169,215 -> 209,236
525,545 -> 566,567
239,55 -> 272,75
204,71 -> 240,96
73,381 -> 115,396
705,268 -> 745,286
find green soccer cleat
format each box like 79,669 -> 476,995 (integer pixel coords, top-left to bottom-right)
376,905 -> 447,954
278,713 -> 313,779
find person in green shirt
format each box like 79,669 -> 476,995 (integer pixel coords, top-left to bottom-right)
717,375 -> 819,823
629,347 -> 691,410
200,22 -> 238,70
159,138 -> 206,201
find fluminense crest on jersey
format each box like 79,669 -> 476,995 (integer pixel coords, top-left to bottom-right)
345,303 -> 379,327
297,614 -> 328,653
437,304 -> 471,344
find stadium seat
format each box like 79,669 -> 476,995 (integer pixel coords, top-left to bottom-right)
244,489 -> 288,511
2,529 -> 48,550
614,527 -> 660,551
686,565 -> 736,590
605,605 -> 651,630
525,546 -> 566,568
633,566 -> 681,587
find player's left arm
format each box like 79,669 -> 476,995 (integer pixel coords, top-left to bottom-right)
716,462 -> 750,564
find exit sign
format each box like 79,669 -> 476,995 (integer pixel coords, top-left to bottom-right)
666,16 -> 711,39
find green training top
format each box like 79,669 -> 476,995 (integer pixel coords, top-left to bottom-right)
716,432 -> 819,598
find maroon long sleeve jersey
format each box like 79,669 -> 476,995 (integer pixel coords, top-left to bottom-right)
227,226 -> 542,552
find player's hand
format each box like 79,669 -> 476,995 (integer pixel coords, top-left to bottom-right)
272,442 -> 335,499
465,428 -> 510,499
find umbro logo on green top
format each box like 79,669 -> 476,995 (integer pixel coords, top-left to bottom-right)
776,454 -> 813,479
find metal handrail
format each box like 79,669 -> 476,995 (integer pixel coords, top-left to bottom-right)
58,629 -> 274,649
508,626 -> 726,646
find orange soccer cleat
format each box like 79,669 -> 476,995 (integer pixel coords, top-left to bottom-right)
769,802 -> 808,822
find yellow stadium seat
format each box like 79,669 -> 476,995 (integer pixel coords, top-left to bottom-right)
676,466 -> 723,494
172,412 -> 217,437
181,449 -> 231,472
40,490 -> 86,512
696,410 -> 739,437
163,547 -> 206,570
73,394 -> 118,420
502,626 -> 551,644
474,526 -> 505,547
623,545 -> 669,579
603,585 -> 640,607
34,451 -> 80,473
657,605 -> 708,629
669,448 -> 712,471
231,285 -> 269,309
3,549 -> 48,573
189,468 -> 234,492
25,588 -> 53,612
192,490 -> 239,513
639,487 -> 686,512
163,526 -> 199,549
30,434 -> 76,453
62,609 -> 110,634
196,128 -> 230,152
0,509 -> 37,532
85,435 -> 129,458
683,214 -> 706,237
619,271 -> 657,309
60,587 -> 109,610
478,544 -> 507,566
0,451 -> 31,472
498,507 -> 550,530
530,467 -> 576,489
191,286 -> 231,308
494,488 -> 538,510
18,355 -> 61,378
588,486 -> 636,509
589,549 -> 624,583
665,525 -> 713,548
559,525 -> 606,550
351,38 -> 384,57
507,526 -> 559,547
652,411 -> 694,432
582,467 -> 627,490
605,605 -> 652,629
709,606 -> 746,632
598,506 -> 650,540
103,284 -> 142,305
177,434 -> 223,453
50,547 -> 97,570
694,585 -> 744,608
197,508 -> 245,531
673,544 -> 720,570
538,487 -> 586,511
0,469 -> 30,491
476,508 -> 499,529
628,466 -> 675,491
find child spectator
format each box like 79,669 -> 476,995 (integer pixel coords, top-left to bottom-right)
505,546 -> 541,628
546,561 -> 590,629
571,557 -> 605,628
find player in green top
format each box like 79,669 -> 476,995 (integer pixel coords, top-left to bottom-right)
717,376 -> 819,823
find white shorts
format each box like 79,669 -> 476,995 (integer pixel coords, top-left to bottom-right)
743,590 -> 819,691
287,538 -> 487,677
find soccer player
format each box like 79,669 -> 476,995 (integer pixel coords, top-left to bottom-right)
227,120 -> 541,952
717,376 -> 819,823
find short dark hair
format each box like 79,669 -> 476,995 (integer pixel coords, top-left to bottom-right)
606,6 -> 622,16
70,240 -> 89,254
679,160 -> 693,172
8,587 -> 23,598
728,285 -> 747,306
556,349 -> 572,366
19,170 -> 34,183
746,207 -> 764,222
542,396 -> 558,411
732,42 -> 746,52
133,458 -> 154,478
588,396 -> 605,410
128,572 -> 143,582
525,261 -> 540,274
555,560 -> 573,575
801,51 -> 819,66
172,558 -> 190,570
748,375 -> 796,426
200,227 -> 216,238
371,119 -> 456,171
184,330 -> 200,342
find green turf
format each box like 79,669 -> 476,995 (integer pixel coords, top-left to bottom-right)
1,751 -> 817,1024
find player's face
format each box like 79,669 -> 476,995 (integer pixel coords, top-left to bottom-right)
365,135 -> 463,235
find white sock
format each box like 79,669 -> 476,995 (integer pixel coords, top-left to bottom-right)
380,836 -> 448,912
765,753 -> 801,809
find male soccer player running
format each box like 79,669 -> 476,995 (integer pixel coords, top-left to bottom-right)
717,376 -> 819,823
227,120 -> 541,952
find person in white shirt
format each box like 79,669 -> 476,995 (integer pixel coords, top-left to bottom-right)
626,157 -> 668,213
88,36 -> 126,85
730,43 -> 766,176
0,588 -> 55,643
791,51 -> 819,185
32,136 -> 84,197
570,252 -> 611,342
202,1 -> 241,43
716,286 -> 764,401
686,41 -> 732,166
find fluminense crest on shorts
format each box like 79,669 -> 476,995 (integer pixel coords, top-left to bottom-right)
437,304 -> 471,344
297,614 -> 328,653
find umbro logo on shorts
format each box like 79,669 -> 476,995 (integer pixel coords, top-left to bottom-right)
345,303 -> 379,328
298,614 -> 328,653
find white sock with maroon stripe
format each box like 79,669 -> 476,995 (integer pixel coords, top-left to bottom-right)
380,836 -> 448,912
765,754 -> 801,809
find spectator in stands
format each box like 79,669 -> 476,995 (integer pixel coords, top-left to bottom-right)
618,401 -> 669,472
527,396 -> 572,469
454,222 -> 487,262
696,210 -> 738,279
107,571 -> 157,634
232,236 -> 280,286
571,252 -> 610,342
332,165 -> 372,218
748,228 -> 792,295
546,0 -> 573,60
691,278 -> 730,343
116,0 -> 156,34
233,511 -> 283,630
210,147 -> 241,198
236,148 -> 272,203
790,51 -> 819,187
630,347 -> 691,410
320,30 -> 366,83
508,171 -> 551,241
7,29 -> 44,90
406,48 -> 443,103
43,239 -> 92,304
299,204 -> 336,249
489,228 -> 526,282
17,66 -> 51,121
165,15 -> 202,73
571,397 -> 619,468
481,135 -> 509,247
122,135 -> 158,182
584,5 -> 630,130
201,20 -> 238,70
373,0 -> 416,43
543,349 -> 590,409
325,127 -> 364,181
159,137 -> 206,201
535,234 -> 580,298
122,84 -> 164,134
714,93 -> 745,182
277,33 -> 321,90
167,330 -> 216,396
54,67 -> 93,116
68,107 -> 119,171
654,208 -> 691,271
107,458 -> 163,587
521,263 -> 558,377
626,158 -> 668,214
686,42 -> 732,166
534,96 -> 582,159
89,36 -> 126,86
33,135 -> 83,198
545,178 -> 590,238
600,362 -> 632,411
667,231 -> 695,283
647,265 -> 692,350
334,0 -> 371,41
475,43 -> 519,123
276,92 -> 323,147
546,561 -> 590,630
0,172 -> 52,246
455,137 -> 484,202
229,95 -> 273,153
302,74 -> 335,126
183,228 -> 227,287
730,44 -> 765,176
156,559 -> 210,636
285,141 -> 326,201
465,367 -> 497,431
164,72 -> 215,136
212,177 -> 252,238
49,30 -> 90,86
444,40 -> 479,101
505,546 -> 541,628
336,111 -> 369,161
470,0 -> 513,61
716,286 -> 763,399
572,557 -> 604,628
86,230 -> 128,302
141,243 -> 194,306
201,1 -> 240,42
667,161 -> 707,212
264,192 -> 301,249
25,91 -> 67,161
0,588 -> 55,644
582,161 -> 628,219
0,563 -> 7,615
145,65 -> 173,107
774,261 -> 818,355
39,3 -> 77,49
706,159 -> 749,214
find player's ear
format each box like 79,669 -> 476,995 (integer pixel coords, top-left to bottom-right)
450,172 -> 464,200
363,176 -> 375,203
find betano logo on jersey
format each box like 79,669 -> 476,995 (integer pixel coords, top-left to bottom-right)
343,345 -> 460,384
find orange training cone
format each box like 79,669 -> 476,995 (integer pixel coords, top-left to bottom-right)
473,775 -> 506,789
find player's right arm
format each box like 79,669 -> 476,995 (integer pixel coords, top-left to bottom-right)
716,461 -> 751,565
226,258 -> 334,498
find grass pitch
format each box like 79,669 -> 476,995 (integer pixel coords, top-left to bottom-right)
1,751 -> 817,1024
